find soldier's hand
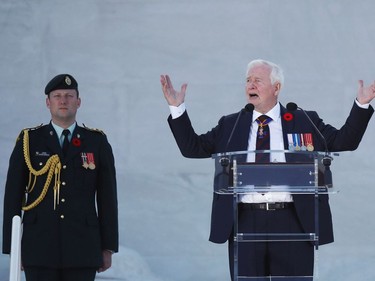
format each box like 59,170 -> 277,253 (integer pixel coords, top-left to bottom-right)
97,250 -> 113,273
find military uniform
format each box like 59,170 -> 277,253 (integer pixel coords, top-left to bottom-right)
2,123 -> 118,267
2,74 -> 118,280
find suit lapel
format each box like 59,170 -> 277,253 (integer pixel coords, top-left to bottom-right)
280,105 -> 299,162
280,105 -> 296,150
230,110 -> 253,152
224,110 -> 253,163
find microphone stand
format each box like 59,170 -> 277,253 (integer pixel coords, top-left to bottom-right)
220,104 -> 254,167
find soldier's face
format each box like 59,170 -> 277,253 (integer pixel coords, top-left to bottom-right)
46,89 -> 81,124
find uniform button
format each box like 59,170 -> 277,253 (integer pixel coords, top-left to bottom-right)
39,162 -> 44,166
60,215 -> 64,219
62,165 -> 67,169
62,182 -> 66,186
61,198 -> 65,203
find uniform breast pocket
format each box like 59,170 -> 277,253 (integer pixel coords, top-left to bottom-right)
30,153 -> 52,170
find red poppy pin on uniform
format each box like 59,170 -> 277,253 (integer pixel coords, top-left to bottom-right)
72,137 -> 81,147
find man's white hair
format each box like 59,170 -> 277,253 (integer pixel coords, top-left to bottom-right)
246,59 -> 284,86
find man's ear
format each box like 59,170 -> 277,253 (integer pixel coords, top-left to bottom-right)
274,83 -> 281,96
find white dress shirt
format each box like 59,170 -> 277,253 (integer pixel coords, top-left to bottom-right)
241,103 -> 292,203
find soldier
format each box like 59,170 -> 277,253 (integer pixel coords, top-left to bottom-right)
2,74 -> 119,281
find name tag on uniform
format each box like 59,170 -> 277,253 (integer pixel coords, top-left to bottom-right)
35,151 -> 50,157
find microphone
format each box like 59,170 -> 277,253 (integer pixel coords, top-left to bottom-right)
286,102 -> 298,112
286,102 -> 333,187
244,103 -> 255,112
225,103 -> 254,150
220,103 -> 254,167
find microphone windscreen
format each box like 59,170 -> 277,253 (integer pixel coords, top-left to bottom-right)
286,102 -> 298,111
244,103 -> 255,112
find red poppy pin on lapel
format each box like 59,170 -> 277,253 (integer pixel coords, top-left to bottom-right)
283,112 -> 294,122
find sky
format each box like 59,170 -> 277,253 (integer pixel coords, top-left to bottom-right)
1,0 -> 375,280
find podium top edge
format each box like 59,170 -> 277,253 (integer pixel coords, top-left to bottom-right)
212,150 -> 340,158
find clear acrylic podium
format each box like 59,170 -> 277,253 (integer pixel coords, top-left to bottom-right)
212,150 -> 337,281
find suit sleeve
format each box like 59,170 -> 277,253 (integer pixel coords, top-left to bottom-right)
315,102 -> 374,151
167,111 -> 220,158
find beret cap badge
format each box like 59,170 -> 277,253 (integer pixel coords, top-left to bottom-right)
65,76 -> 72,86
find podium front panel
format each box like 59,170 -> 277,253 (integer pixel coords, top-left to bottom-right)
213,150 -> 337,194
237,162 -> 315,186
211,150 -> 337,281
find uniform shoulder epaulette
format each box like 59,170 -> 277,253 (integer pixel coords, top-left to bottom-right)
16,124 -> 44,142
23,123 -> 44,132
82,123 -> 106,135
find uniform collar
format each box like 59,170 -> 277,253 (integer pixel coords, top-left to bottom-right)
51,121 -> 77,139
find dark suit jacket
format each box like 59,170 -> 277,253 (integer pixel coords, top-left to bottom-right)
2,123 -> 118,268
168,102 -> 373,245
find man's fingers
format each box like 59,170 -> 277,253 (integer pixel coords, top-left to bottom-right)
181,83 -> 188,94
166,75 -> 173,90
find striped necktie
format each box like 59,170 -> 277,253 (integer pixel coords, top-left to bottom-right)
255,115 -> 272,163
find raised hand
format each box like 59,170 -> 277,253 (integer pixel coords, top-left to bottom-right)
160,74 -> 187,106
357,80 -> 375,105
